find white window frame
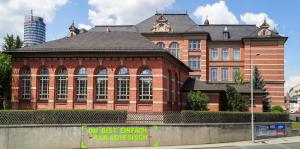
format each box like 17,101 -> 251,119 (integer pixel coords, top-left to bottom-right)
188,40 -> 200,51
157,42 -> 165,49
170,42 -> 180,59
211,68 -> 217,81
56,68 -> 68,100
221,68 -> 229,81
138,69 -> 153,101
116,67 -> 130,101
233,48 -> 241,61
232,67 -> 240,80
21,70 -> 31,100
76,77 -> 87,100
95,77 -> 108,100
222,48 -> 229,61
211,48 -> 218,61
188,56 -> 200,70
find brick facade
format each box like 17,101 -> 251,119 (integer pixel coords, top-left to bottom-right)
11,57 -> 189,112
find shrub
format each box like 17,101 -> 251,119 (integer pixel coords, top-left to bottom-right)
271,105 -> 284,112
186,91 -> 209,111
225,85 -> 247,112
0,110 -> 127,125
181,111 -> 289,123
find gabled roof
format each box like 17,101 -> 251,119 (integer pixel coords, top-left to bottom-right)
181,78 -> 265,94
9,31 -> 161,52
136,13 -> 203,33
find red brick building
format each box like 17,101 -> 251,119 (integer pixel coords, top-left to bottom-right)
7,13 -> 287,112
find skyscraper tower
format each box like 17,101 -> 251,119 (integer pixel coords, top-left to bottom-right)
24,10 -> 46,47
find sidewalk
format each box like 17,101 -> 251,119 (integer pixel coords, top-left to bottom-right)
105,136 -> 300,149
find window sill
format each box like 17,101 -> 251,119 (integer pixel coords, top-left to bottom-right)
37,100 -> 48,103
19,99 -> 31,102
74,100 -> 87,104
94,100 -> 107,103
115,100 -> 129,104
55,100 -> 67,103
138,100 -> 153,104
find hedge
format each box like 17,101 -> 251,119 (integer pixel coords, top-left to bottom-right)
181,111 -> 289,123
0,110 -> 127,125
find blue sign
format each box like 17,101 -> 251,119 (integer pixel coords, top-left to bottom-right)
275,124 -> 285,131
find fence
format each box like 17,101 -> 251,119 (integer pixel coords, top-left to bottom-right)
0,110 -> 290,125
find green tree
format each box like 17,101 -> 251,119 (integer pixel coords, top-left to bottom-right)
253,66 -> 270,112
233,70 -> 245,85
225,85 -> 247,111
271,105 -> 284,112
186,91 -> 209,111
0,34 -> 23,109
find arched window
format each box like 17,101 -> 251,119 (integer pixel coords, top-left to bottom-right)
138,68 -> 152,100
38,67 -> 49,100
116,67 -> 129,100
20,67 -> 31,100
56,67 -> 68,100
157,42 -> 165,49
169,42 -> 180,59
95,68 -> 108,100
75,67 -> 87,101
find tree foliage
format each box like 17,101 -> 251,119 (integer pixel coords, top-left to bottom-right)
225,85 -> 247,112
271,105 -> 284,113
253,66 -> 270,112
186,91 -> 209,111
233,70 -> 245,85
0,34 -> 23,109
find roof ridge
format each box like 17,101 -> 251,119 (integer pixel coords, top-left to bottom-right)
199,24 -> 256,26
95,25 -> 134,27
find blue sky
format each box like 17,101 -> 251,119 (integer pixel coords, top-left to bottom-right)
1,0 -> 299,92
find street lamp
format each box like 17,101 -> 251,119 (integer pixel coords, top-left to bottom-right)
251,53 -> 260,143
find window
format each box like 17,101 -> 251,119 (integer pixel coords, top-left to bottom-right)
38,67 -> 49,100
232,67 -> 240,81
223,32 -> 229,40
169,42 -> 180,59
116,67 -> 129,100
221,68 -> 228,81
233,48 -> 241,61
75,67 -> 87,101
211,68 -> 217,81
21,67 -> 31,99
211,48 -> 218,61
222,48 -> 229,61
95,68 -> 108,100
188,56 -> 200,70
138,68 -> 152,100
188,40 -> 200,50
56,67 -> 68,100
156,42 -> 165,49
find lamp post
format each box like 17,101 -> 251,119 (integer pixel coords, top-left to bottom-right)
251,53 -> 260,143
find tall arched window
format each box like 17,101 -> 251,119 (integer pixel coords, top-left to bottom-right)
20,67 -> 31,100
138,68 -> 152,100
157,42 -> 165,49
116,67 -> 129,100
75,67 -> 87,101
56,67 -> 68,100
169,42 -> 180,59
95,68 -> 108,100
38,67 -> 49,100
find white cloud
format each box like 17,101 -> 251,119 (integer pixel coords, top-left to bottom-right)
240,13 -> 278,29
78,24 -> 92,30
0,0 -> 68,46
87,0 -> 175,25
285,75 -> 300,93
193,0 -> 238,24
